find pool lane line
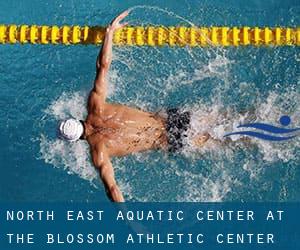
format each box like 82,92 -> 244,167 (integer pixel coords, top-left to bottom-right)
0,25 -> 299,46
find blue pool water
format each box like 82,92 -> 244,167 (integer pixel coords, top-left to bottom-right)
0,0 -> 299,202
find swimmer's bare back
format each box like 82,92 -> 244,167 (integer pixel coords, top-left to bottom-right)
81,11 -> 168,202
86,102 -> 168,156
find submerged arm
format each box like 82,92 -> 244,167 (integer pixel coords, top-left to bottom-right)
92,143 -> 124,202
93,11 -> 129,100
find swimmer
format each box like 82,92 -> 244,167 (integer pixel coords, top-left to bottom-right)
58,11 -> 211,202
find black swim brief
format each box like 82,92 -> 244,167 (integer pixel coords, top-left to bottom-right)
166,108 -> 191,153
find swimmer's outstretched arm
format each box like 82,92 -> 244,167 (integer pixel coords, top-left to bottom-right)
93,11 -> 129,101
92,143 -> 125,202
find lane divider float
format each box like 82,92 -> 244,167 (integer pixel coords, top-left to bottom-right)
0,25 -> 299,46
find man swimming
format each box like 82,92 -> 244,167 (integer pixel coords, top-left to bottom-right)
58,11 -> 210,202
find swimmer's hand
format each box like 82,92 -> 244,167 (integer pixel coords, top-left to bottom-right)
107,10 -> 129,33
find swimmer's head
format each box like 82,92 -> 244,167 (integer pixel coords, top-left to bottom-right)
57,118 -> 84,142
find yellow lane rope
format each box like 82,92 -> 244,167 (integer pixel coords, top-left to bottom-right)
0,25 -> 299,46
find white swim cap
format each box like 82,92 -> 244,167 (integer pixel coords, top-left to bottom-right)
58,118 -> 84,142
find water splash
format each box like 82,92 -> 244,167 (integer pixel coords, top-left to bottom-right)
39,134 -> 97,184
37,6 -> 299,202
39,89 -> 300,201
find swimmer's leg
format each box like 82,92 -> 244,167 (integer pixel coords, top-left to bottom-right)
190,107 -> 258,148
192,133 -> 254,148
189,113 -> 218,147
192,132 -> 211,147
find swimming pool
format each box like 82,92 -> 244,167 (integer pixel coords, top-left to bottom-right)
0,0 -> 299,202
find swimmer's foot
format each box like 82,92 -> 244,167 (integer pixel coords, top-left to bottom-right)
193,133 -> 210,147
